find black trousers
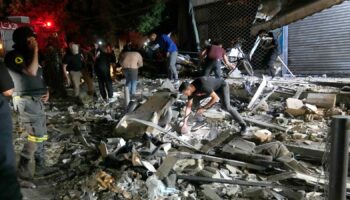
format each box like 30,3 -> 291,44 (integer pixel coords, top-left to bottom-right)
203,59 -> 222,78
267,49 -> 279,77
0,96 -> 22,199
193,82 -> 245,125
97,72 -> 113,100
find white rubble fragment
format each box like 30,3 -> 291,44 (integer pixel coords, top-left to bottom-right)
146,175 -> 178,199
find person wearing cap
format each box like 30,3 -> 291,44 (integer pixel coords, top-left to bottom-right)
179,76 -> 247,135
0,62 -> 22,199
4,26 -> 51,182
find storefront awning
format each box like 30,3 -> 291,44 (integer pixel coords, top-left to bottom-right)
251,0 -> 344,35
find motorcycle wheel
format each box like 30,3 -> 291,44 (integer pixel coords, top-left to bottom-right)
240,60 -> 254,76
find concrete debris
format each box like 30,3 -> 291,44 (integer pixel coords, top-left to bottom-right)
146,175 -> 178,199
254,129 -> 273,143
286,98 -> 306,116
304,93 -> 336,108
15,77 -> 350,200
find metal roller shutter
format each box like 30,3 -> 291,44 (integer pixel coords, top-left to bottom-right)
288,1 -> 350,75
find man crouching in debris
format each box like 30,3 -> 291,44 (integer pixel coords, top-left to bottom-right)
5,27 -> 54,186
179,76 -> 247,135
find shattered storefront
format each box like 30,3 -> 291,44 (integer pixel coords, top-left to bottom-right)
288,1 -> 350,75
192,0 -> 273,70
192,0 -> 349,76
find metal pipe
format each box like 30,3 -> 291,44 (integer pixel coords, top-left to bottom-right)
328,116 -> 350,200
189,0 -> 200,52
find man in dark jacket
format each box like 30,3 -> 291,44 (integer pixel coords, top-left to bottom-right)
259,30 -> 281,77
4,26 -> 50,183
95,45 -> 115,102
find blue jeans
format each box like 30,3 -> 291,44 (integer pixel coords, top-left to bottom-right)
168,51 -> 178,81
203,59 -> 222,78
124,68 -> 138,96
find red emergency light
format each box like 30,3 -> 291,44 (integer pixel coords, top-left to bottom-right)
43,21 -> 53,28
46,21 -> 52,27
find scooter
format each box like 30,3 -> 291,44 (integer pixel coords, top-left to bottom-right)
224,38 -> 254,76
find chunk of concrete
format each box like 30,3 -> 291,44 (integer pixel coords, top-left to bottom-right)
114,91 -> 176,139
286,98 -> 306,116
305,93 -> 336,108
201,185 -> 222,200
304,103 -> 317,113
156,156 -> 178,179
254,129 -> 272,143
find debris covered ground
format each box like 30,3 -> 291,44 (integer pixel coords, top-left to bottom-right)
14,75 -> 350,200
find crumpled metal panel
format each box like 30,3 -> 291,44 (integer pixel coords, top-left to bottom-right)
251,0 -> 344,35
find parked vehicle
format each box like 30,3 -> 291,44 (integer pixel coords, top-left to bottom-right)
203,38 -> 254,77
224,38 -> 254,76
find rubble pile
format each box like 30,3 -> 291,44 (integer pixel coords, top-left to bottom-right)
14,77 -> 350,200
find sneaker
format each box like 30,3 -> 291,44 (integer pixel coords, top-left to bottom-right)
191,120 -> 208,132
173,80 -> 180,87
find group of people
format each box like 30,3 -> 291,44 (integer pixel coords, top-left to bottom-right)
177,31 -> 281,136
0,25 -> 279,199
0,26 -> 145,199
46,38 -> 143,103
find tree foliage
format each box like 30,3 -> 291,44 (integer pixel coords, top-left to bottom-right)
137,2 -> 166,34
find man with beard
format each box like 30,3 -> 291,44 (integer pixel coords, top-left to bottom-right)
4,26 -> 50,184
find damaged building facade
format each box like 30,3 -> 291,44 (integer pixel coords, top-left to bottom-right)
192,0 -> 350,75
